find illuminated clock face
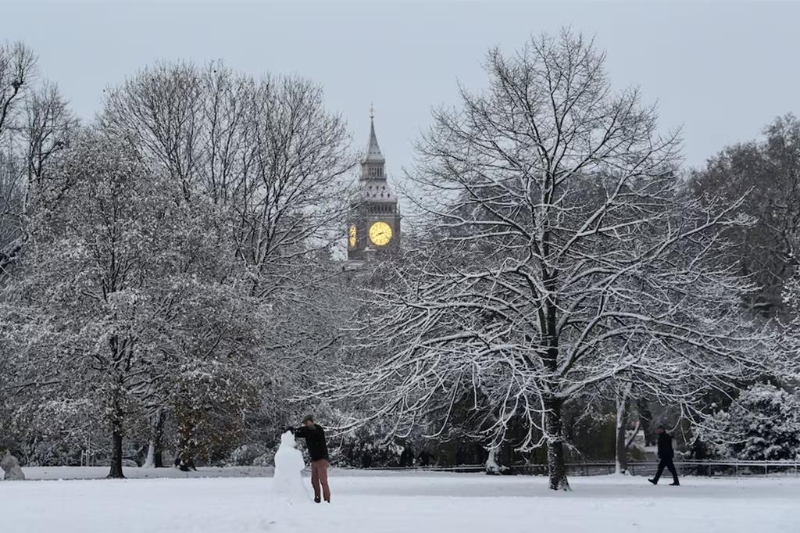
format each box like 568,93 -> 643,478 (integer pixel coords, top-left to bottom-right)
348,225 -> 357,248
368,221 -> 393,246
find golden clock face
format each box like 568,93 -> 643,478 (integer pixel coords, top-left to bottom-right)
348,225 -> 357,248
368,221 -> 393,246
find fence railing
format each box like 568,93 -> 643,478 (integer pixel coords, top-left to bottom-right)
367,460 -> 800,477
563,460 -> 800,478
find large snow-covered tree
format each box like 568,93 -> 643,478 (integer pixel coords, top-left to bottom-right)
329,31 -> 775,490
97,61 -> 355,463
2,128 -> 267,476
3,131 -> 173,476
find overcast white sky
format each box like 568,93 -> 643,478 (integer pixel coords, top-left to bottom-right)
3,1 -> 799,179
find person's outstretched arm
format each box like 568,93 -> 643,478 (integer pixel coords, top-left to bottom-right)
294,426 -> 323,438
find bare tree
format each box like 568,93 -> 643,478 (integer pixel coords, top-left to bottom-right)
0,42 -> 36,276
0,151 -> 25,273
23,83 -> 77,193
328,31 -> 775,491
690,114 -> 800,316
0,41 -> 36,137
0,42 -> 76,278
101,62 -> 355,293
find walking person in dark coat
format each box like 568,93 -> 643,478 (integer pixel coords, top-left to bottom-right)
648,426 -> 680,486
292,415 -> 331,503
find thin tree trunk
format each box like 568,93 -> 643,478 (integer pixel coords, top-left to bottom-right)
153,409 -> 165,468
615,420 -> 628,474
486,448 -> 499,475
615,384 -> 631,474
545,397 -> 570,491
144,441 -> 156,469
637,398 -> 654,447
175,419 -> 196,471
626,419 -> 641,450
154,447 -> 164,468
144,408 -> 166,468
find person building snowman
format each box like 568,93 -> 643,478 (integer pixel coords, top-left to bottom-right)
290,415 -> 331,503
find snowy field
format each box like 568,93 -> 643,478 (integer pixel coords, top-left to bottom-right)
2,469 -> 799,533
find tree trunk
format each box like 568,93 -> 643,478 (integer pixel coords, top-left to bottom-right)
108,391 -> 125,478
175,419 -> 197,471
545,397 -> 570,491
108,428 -> 125,478
541,268 -> 568,491
145,408 -> 166,468
637,398 -> 655,447
154,447 -> 164,468
485,448 -> 499,475
153,410 -> 165,468
615,385 -> 630,474
144,441 -> 156,469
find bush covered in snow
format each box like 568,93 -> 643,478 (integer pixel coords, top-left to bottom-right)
252,447 -> 278,468
698,384 -> 800,461
228,444 -> 267,467
332,433 -> 403,468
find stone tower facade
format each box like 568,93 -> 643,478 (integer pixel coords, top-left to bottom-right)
347,111 -> 401,261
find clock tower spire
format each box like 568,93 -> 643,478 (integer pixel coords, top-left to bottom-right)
348,107 -> 401,261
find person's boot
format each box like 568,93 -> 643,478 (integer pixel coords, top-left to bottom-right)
314,496 -> 321,503
670,481 -> 680,486
648,478 -> 657,485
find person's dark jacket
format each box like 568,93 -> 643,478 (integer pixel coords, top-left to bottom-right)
293,424 -> 330,462
657,432 -> 674,460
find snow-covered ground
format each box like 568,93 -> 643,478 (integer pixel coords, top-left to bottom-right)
1,470 -> 798,532
12,465 -> 275,481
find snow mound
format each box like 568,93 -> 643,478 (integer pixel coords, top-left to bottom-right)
273,431 -> 310,503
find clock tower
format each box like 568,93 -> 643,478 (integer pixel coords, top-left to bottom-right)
348,108 -> 401,261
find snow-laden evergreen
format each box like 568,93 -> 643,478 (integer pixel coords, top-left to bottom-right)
698,384 -> 800,461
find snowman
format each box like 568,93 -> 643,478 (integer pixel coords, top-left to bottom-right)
273,431 -> 310,503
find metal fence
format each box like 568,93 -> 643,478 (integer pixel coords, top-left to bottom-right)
558,461 -> 800,478
370,460 -> 800,478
